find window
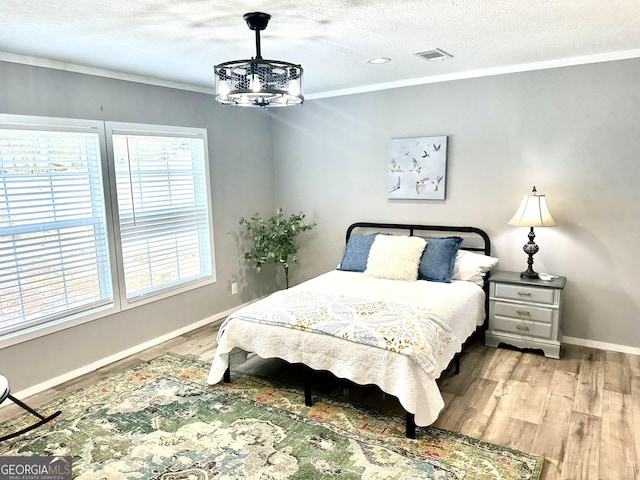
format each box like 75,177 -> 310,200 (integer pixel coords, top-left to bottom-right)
0,115 -> 215,344
107,123 -> 214,303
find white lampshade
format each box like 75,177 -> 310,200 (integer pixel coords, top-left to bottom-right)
508,187 -> 557,227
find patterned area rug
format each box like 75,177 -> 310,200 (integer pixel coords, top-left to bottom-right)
0,353 -> 543,479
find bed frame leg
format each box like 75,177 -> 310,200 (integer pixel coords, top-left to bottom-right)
222,352 -> 232,383
406,412 -> 416,439
454,353 -> 461,375
304,370 -> 313,406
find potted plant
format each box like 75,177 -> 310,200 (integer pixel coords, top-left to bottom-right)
239,208 -> 316,289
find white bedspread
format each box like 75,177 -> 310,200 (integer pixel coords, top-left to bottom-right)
208,270 -> 485,426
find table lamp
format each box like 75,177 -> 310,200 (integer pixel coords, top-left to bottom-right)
508,186 -> 557,279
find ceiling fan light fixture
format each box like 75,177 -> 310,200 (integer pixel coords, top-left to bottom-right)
214,12 -> 304,108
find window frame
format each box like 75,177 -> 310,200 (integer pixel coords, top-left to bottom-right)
104,121 -> 216,310
0,114 -> 216,348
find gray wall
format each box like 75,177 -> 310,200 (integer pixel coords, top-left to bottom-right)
271,58 -> 640,350
0,61 -> 278,391
1,57 -> 639,393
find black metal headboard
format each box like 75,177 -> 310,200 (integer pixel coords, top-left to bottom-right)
345,222 -> 492,325
346,222 -> 491,256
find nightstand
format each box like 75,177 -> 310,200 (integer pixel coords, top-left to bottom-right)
485,270 -> 566,359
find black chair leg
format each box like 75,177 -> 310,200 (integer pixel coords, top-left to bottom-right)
9,394 -> 45,419
0,395 -> 61,443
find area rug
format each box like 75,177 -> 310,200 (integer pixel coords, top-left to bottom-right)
0,353 -> 543,479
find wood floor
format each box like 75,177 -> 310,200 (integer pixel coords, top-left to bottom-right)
1,322 -> 638,480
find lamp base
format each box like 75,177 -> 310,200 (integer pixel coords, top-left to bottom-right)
520,270 -> 539,279
520,227 -> 540,280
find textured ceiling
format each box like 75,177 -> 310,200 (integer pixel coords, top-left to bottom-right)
1,0 -> 639,98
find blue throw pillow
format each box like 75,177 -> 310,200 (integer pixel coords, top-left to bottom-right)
337,234 -> 379,272
418,236 -> 463,282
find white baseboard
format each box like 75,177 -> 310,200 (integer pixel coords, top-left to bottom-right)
4,302 -> 250,405
562,336 -> 640,356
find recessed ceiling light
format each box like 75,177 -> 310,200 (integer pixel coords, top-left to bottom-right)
367,57 -> 391,64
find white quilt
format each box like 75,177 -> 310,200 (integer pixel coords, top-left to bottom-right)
208,270 -> 485,426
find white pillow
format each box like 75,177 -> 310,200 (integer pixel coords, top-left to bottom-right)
452,250 -> 499,286
364,235 -> 427,281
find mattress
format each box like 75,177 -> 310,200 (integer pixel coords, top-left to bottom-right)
208,269 -> 485,426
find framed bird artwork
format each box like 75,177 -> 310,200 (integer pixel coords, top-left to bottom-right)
387,135 -> 448,200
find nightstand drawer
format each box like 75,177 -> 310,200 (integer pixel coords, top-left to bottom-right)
491,317 -> 553,339
494,283 -> 555,304
493,302 -> 554,324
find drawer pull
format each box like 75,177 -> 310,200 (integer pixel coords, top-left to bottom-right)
516,325 -> 530,332
517,310 -> 531,316
517,291 -> 532,296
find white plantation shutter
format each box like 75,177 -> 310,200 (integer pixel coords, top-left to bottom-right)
109,126 -> 213,301
0,121 -> 113,335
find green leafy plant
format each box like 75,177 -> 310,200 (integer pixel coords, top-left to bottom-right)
239,208 -> 316,289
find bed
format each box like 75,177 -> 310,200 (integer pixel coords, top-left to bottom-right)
208,222 -> 497,438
